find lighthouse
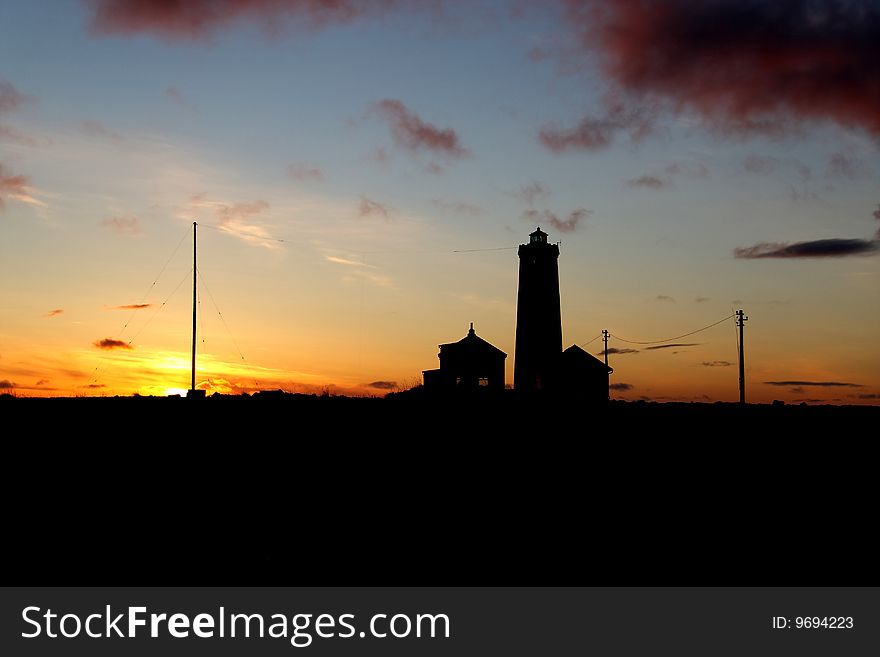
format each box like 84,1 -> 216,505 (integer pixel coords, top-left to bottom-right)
514,227 -> 562,393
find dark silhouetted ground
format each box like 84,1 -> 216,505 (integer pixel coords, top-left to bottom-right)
4,392 -> 876,585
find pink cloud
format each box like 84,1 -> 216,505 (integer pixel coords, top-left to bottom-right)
0,164 -> 30,211
88,0 -> 403,39
558,0 -> 880,139
101,215 -> 141,235
374,99 -> 469,159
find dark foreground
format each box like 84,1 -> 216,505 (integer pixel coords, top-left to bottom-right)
3,390 -> 877,434
5,392 -> 877,585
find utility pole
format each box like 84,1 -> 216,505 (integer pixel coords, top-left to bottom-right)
191,221 -> 197,394
602,329 -> 610,400
602,330 -> 609,367
736,309 -> 748,404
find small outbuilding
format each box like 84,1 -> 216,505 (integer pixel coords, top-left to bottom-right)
423,324 -> 506,392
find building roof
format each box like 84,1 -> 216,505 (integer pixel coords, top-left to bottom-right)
440,324 -> 507,357
562,344 -> 613,373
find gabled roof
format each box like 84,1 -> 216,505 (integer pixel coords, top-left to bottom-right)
562,344 -> 613,373
440,325 -> 507,357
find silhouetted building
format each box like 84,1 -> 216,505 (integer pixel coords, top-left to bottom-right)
554,345 -> 612,401
423,323 -> 506,392
514,227 -> 562,393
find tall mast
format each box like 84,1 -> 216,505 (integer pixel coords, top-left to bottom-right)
191,221 -> 197,393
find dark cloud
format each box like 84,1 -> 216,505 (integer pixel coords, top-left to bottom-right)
81,120 -> 124,143
599,347 -> 638,355
101,215 -> 141,235
88,0 -> 403,39
514,182 -> 549,205
288,164 -> 324,182
562,0 -> 880,137
627,174 -> 668,189
539,96 -> 658,152
735,239 -> 879,259
0,164 -> 29,211
35,379 -> 49,386
694,297 -> 710,303
0,379 -> 15,389
702,361 -> 732,367
655,295 -> 675,303
113,303 -> 152,310
855,393 -> 880,400
430,199 -> 481,215
764,380 -> 863,388
366,381 -> 397,390
524,208 -> 590,234
93,338 -> 132,350
609,382 -> 633,391
82,384 -> 107,389
374,99 -> 469,159
358,197 -> 391,220
46,308 -> 64,317
645,343 -> 698,350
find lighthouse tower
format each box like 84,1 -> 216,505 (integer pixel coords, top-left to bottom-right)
514,227 -> 562,393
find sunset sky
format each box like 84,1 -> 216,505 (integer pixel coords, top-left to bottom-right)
1,0 -> 878,403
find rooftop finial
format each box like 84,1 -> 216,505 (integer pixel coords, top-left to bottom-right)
468,322 -> 475,335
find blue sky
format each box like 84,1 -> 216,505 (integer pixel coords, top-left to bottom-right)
1,0 -> 878,401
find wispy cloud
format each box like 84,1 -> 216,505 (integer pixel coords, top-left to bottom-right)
81,119 -> 124,143
609,382 -> 633,391
764,380 -> 863,388
101,215 -> 141,235
186,194 -> 279,249
358,196 -> 391,220
325,253 -> 393,288
524,208 -> 590,233
93,338 -> 133,350
430,199 -> 481,216
46,309 -> 64,318
0,164 -> 41,210
366,380 -> 397,390
645,343 -> 698,350
694,297 -> 710,303
166,86 -> 185,104
513,181 -> 549,206
735,239 -> 879,259
374,99 -> 469,159
627,174 -> 668,189
88,0 -> 405,40
702,361 -> 732,367
656,295 -> 675,303
599,347 -> 638,355
288,163 -> 325,182
539,96 -> 658,152
112,303 -> 153,310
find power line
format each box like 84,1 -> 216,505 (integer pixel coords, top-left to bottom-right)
580,334 -> 602,347
610,314 -> 735,345
116,225 -> 190,338
198,267 -> 246,364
